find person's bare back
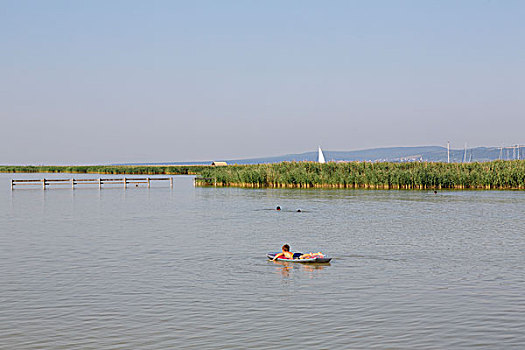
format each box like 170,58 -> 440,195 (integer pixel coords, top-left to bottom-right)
272,244 -> 294,260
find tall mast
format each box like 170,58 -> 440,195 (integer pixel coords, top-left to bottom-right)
447,141 -> 450,163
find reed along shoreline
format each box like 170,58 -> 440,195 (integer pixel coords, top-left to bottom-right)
2,160 -> 525,190
195,161 -> 525,190
0,165 -> 208,175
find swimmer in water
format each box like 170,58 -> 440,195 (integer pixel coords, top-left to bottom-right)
272,244 -> 294,260
296,209 -> 302,212
276,206 -> 281,211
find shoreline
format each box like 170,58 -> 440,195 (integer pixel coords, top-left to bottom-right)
2,160 -> 525,190
195,160 -> 525,190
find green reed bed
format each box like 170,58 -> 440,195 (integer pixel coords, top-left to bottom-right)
0,165 -> 208,175
195,160 -> 525,190
3,161 -> 525,189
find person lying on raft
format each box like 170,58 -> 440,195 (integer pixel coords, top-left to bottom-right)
272,244 -> 294,260
299,252 -> 324,259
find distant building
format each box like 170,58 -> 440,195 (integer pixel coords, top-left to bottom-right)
211,161 -> 228,166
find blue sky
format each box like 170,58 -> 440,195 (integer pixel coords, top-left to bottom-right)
1,1 -> 524,164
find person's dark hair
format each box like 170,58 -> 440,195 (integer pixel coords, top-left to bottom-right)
282,244 -> 290,252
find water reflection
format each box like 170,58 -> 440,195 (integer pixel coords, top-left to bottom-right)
271,260 -> 331,279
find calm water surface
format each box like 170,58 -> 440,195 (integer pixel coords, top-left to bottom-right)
1,173 -> 524,349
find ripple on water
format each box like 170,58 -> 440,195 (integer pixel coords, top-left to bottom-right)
1,175 -> 525,349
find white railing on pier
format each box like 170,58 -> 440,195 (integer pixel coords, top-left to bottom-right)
11,177 -> 173,190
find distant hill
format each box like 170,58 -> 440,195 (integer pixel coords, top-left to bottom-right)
122,145 -> 522,166
225,146 -> 520,164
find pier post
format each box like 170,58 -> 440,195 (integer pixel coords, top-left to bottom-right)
11,179 -> 13,190
98,178 -> 102,189
42,178 -> 46,190
71,178 -> 75,189
170,177 -> 173,188
123,177 -> 127,189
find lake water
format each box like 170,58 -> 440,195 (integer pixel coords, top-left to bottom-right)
1,173 -> 524,349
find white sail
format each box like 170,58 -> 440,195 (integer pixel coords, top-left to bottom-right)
318,146 -> 326,163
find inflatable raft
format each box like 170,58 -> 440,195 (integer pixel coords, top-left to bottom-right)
267,252 -> 332,263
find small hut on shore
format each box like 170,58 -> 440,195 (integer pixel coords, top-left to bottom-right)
211,161 -> 228,166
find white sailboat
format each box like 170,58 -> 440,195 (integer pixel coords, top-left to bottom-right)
318,146 -> 326,164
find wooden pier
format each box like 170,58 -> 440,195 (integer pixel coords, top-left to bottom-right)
11,177 -> 173,190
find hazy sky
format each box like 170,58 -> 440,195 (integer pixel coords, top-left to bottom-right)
1,0 -> 524,164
